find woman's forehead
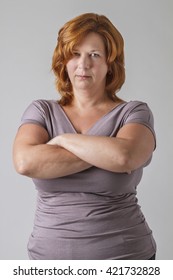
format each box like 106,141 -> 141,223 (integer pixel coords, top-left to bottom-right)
74,32 -> 105,50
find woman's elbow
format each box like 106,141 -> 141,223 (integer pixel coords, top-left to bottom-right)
115,150 -> 151,173
117,152 -> 132,173
110,149 -> 133,174
13,155 -> 32,176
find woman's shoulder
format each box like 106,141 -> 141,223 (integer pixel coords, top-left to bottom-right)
28,99 -> 62,113
31,99 -> 60,107
21,99 -> 61,123
120,100 -> 153,115
123,100 -> 148,109
120,100 -> 155,129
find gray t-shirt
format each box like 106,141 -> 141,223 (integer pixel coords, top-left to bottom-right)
20,99 -> 156,259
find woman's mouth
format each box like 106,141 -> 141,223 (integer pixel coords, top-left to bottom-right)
76,75 -> 91,80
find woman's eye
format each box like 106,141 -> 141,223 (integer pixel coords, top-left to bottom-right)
73,52 -> 80,56
90,53 -> 99,58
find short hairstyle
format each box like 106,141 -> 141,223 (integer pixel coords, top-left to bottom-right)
52,13 -> 125,105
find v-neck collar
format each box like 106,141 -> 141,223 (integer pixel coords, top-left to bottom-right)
57,102 -> 127,134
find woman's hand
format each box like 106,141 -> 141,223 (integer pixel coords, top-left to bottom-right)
47,136 -> 61,145
16,121 -> 155,178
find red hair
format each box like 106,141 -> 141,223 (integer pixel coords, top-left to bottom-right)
52,13 -> 125,105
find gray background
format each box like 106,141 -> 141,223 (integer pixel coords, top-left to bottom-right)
0,0 -> 172,259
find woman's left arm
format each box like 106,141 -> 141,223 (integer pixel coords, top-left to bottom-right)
48,123 -> 155,173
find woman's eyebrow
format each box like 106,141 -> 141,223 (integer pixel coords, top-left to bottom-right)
90,49 -> 102,52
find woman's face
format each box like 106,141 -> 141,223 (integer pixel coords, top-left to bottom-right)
66,32 -> 108,95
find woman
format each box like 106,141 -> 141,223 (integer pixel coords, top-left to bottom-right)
13,13 -> 156,259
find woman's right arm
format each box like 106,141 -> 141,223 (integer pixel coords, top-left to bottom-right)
13,123 -> 91,179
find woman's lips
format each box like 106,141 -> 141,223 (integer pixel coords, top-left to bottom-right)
76,75 -> 91,79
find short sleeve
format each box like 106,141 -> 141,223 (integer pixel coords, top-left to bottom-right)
123,101 -> 156,148
20,100 -> 49,130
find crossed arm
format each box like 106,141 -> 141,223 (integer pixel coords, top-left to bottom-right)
13,124 -> 91,179
13,123 -> 155,179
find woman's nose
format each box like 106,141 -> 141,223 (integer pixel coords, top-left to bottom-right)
78,55 -> 90,69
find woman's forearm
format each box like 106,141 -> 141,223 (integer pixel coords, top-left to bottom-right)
14,143 -> 92,179
49,134 -> 132,173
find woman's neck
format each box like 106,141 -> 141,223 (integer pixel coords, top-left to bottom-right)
71,89 -> 115,110
73,97 -> 110,111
